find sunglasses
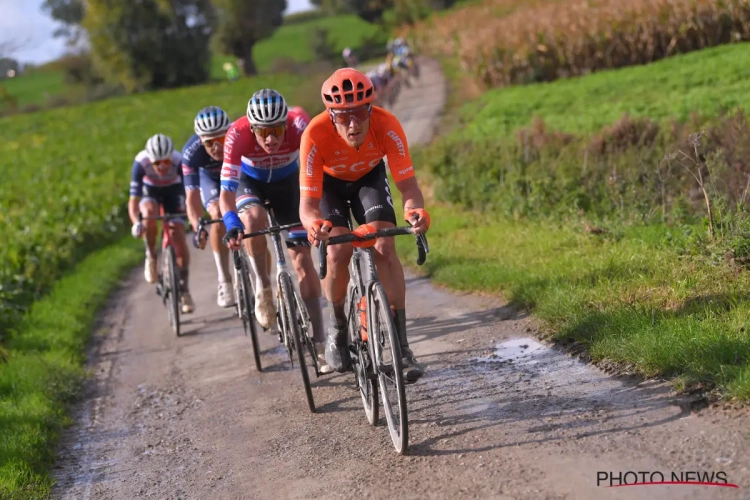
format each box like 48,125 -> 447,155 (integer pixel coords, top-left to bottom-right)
201,135 -> 226,148
329,105 -> 372,126
152,159 -> 171,167
253,124 -> 286,139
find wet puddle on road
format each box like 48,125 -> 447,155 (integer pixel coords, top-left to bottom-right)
476,337 -> 546,365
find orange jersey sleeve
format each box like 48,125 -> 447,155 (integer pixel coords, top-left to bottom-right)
373,108 -> 415,183
299,112 -> 328,199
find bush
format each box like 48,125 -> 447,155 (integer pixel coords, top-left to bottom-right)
424,111 -> 750,227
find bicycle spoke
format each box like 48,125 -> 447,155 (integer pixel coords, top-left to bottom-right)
371,283 -> 408,454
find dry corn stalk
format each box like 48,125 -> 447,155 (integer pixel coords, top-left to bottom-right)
403,0 -> 750,89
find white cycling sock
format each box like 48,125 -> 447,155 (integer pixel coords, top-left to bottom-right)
248,253 -> 270,292
213,251 -> 229,284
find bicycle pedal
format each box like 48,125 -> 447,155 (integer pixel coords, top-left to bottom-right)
379,363 -> 394,376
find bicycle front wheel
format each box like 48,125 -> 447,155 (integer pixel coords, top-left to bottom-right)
348,286 -> 378,426
165,246 -> 181,337
370,282 -> 408,454
237,253 -> 262,372
280,273 -> 315,413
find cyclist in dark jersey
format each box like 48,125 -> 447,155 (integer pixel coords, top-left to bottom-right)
129,133 -> 195,314
183,106 -> 235,308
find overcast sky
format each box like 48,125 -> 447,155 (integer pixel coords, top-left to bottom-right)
0,0 -> 315,64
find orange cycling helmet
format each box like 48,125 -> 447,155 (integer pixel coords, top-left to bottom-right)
321,68 -> 375,109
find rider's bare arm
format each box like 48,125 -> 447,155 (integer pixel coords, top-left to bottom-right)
128,161 -> 145,224
298,127 -> 331,243
219,189 -> 237,218
128,197 -> 141,224
299,196 -> 323,230
395,176 -> 424,211
185,190 -> 203,231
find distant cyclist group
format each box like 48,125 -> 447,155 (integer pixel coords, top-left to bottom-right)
342,37 -> 419,108
127,61 -> 430,386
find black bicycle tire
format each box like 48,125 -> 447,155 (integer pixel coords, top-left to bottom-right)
295,294 -> 320,378
239,254 -> 262,372
280,273 -> 315,413
166,246 -> 181,337
370,282 -> 408,454
351,290 -> 379,427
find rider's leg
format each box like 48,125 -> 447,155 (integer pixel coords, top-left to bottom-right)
164,186 -> 194,313
239,202 -> 275,329
288,243 -> 332,374
207,201 -> 231,281
323,226 -> 354,372
236,175 -> 275,329
200,170 -> 234,306
206,200 -> 235,307
317,177 -> 356,372
168,220 -> 196,314
355,165 -> 424,382
139,198 -> 159,283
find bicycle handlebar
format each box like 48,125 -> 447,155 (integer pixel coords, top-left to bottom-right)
220,222 -> 303,246
317,226 -> 428,280
137,212 -> 186,223
196,217 -> 223,237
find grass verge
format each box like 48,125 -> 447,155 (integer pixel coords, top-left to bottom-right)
0,236 -> 142,499
395,197 -> 750,401
458,42 -> 750,136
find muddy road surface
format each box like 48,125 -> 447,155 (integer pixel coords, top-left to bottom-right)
53,59 -> 750,499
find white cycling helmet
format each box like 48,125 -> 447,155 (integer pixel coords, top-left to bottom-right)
145,133 -> 174,162
343,47 -> 352,57
247,89 -> 288,126
394,37 -> 405,46
194,106 -> 231,137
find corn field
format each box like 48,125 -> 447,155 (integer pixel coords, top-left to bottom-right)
404,0 -> 750,89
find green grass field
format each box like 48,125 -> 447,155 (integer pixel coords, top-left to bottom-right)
0,237 -> 143,498
0,72 -> 326,497
1,13 -> 384,114
406,41 -> 750,402
458,42 -> 750,136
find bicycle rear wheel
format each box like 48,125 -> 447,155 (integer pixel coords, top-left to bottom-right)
280,273 -> 315,413
164,245 -> 181,337
237,252 -> 262,372
370,282 -> 408,454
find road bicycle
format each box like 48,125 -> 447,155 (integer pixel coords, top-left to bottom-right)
138,209 -> 187,337
199,217 -> 262,373
317,204 -> 428,454
222,202 -> 321,412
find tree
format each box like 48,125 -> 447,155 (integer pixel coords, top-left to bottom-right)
83,0 -> 216,92
347,0 -> 391,23
41,0 -> 86,42
310,0 -> 351,15
212,0 -> 287,76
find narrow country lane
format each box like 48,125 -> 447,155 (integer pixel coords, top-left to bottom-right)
52,59 -> 750,500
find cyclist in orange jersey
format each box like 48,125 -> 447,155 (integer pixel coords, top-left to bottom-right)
299,68 -> 430,383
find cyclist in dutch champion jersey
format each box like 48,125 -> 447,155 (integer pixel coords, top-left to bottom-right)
220,89 -> 331,374
182,106 -> 236,309
299,68 -> 431,383
129,133 -> 195,314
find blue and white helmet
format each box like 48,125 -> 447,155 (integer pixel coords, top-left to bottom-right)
247,89 -> 288,126
194,106 -> 231,137
145,133 -> 174,162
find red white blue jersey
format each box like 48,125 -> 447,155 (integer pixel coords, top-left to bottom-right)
220,106 -> 310,191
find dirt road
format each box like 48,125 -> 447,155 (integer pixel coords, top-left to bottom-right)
52,59 -> 750,500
